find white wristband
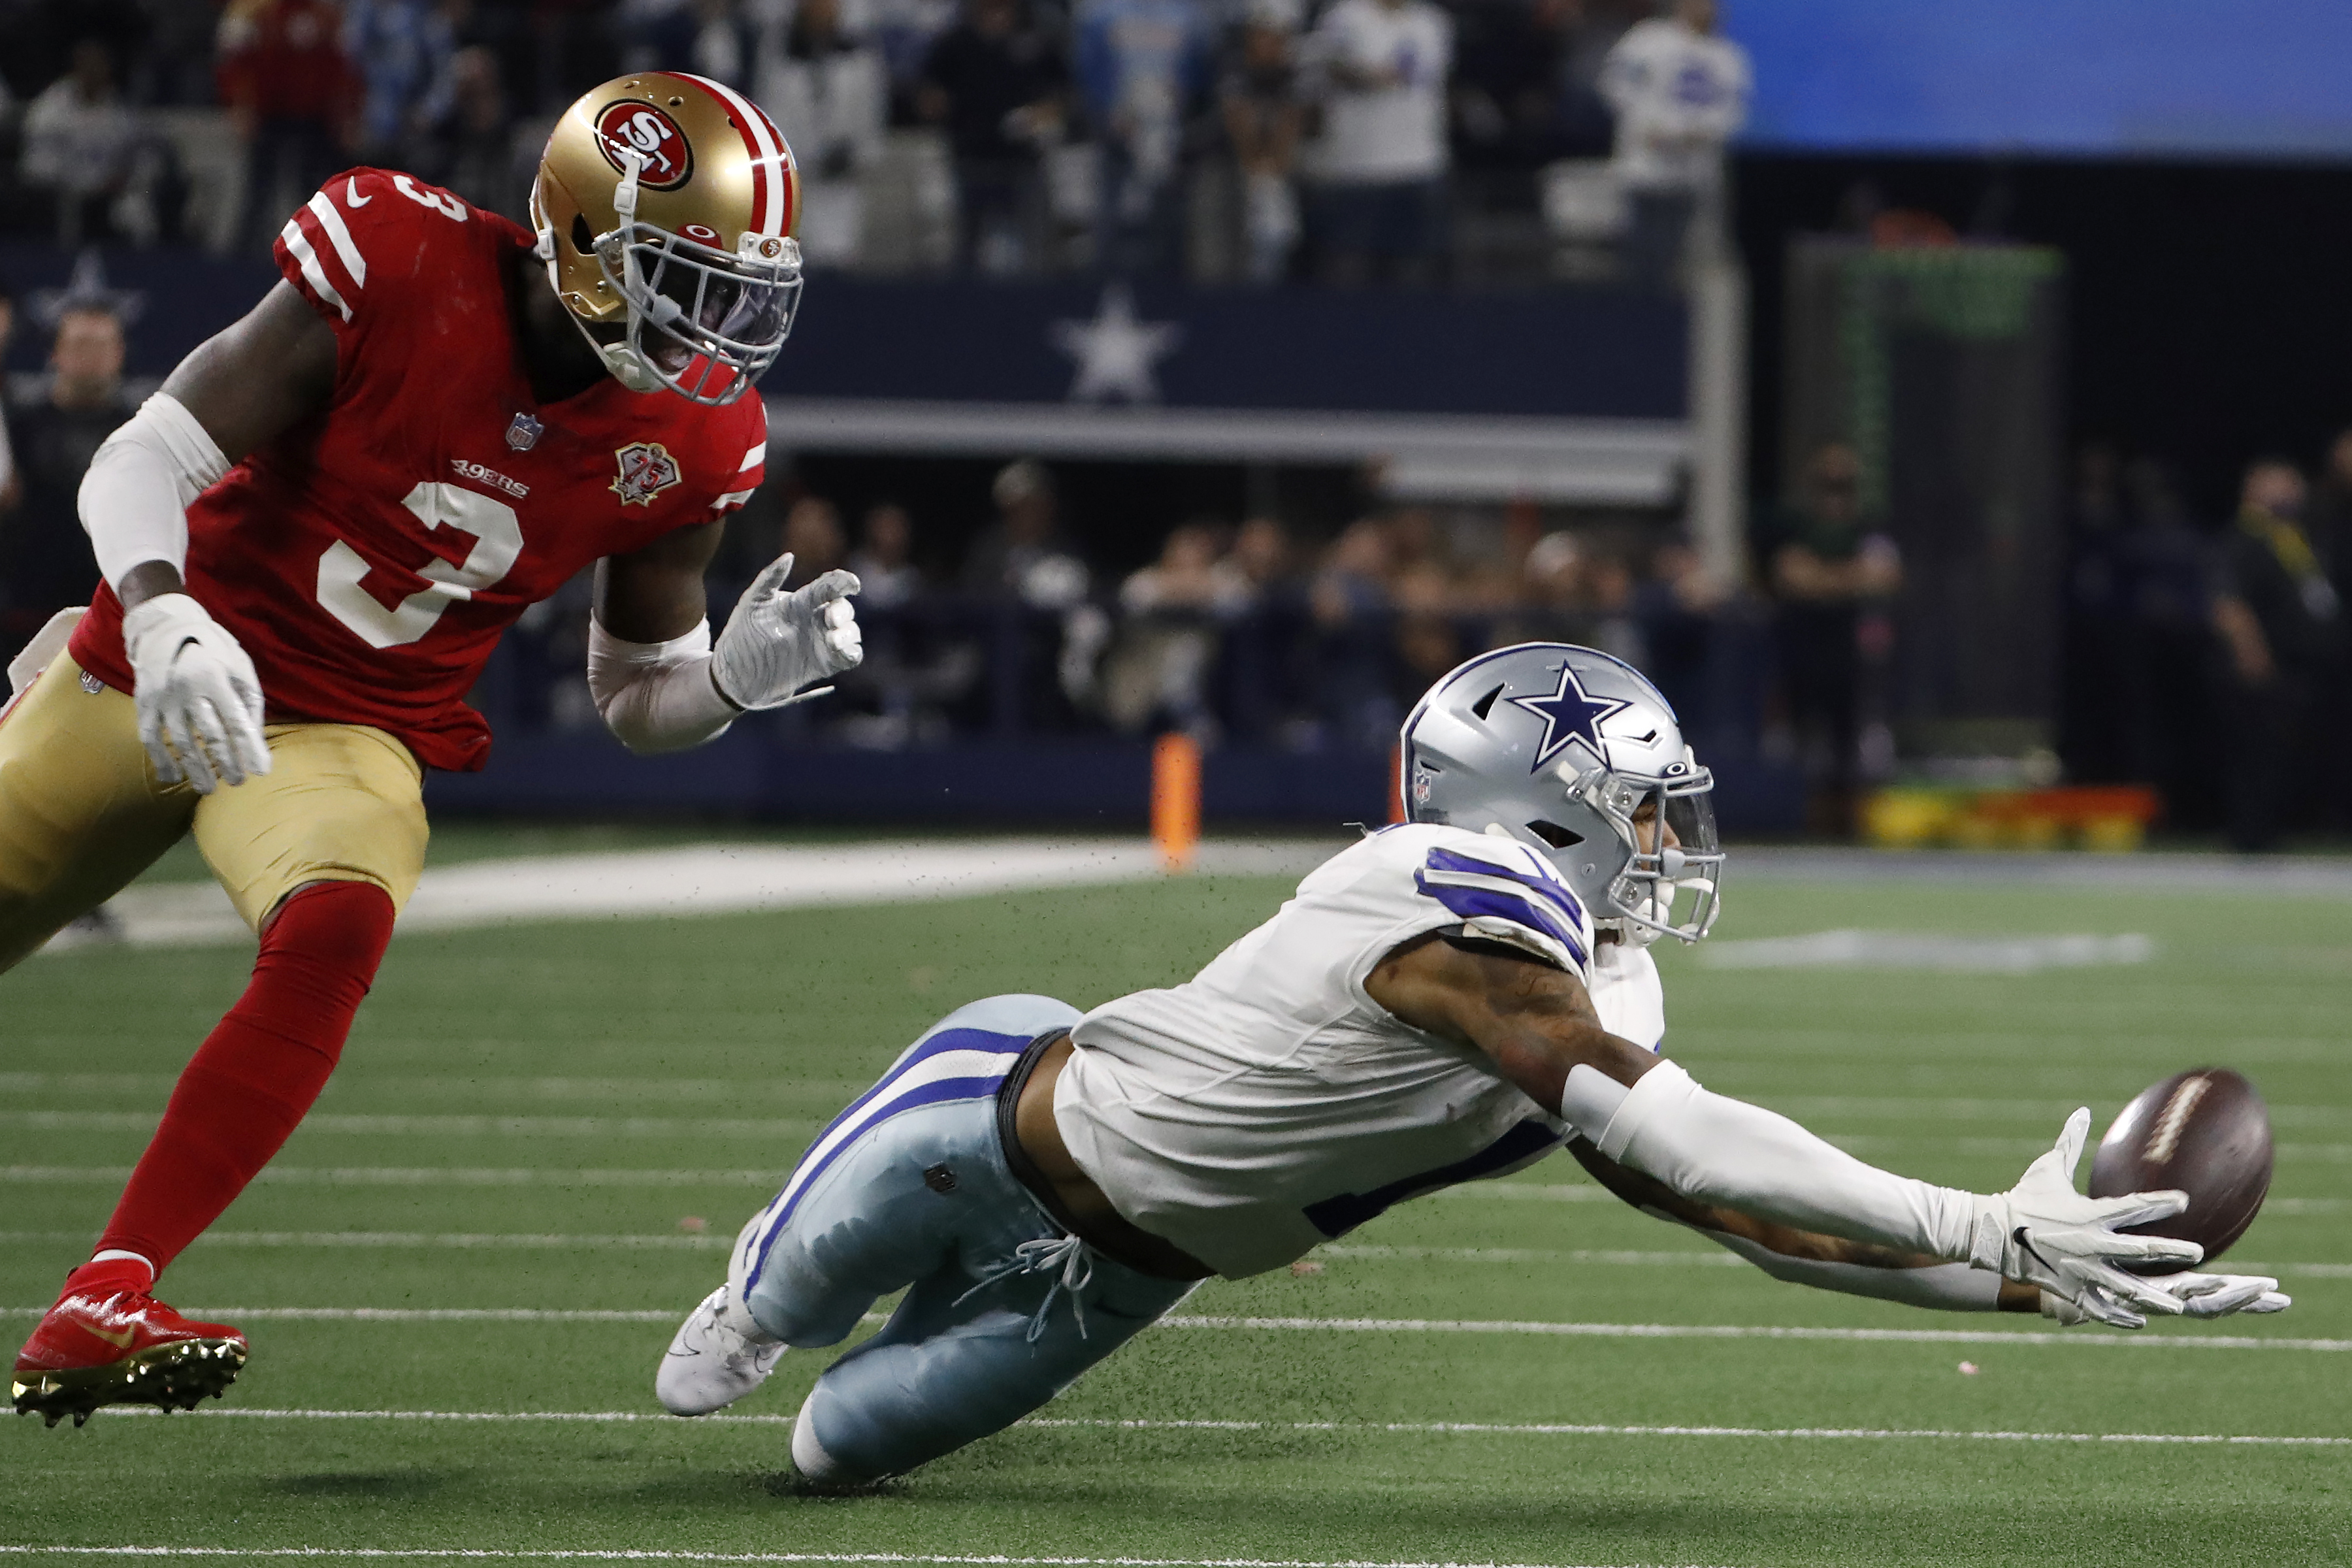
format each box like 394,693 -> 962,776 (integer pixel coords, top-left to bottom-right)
1597,1060 -> 1976,1262
587,615 -> 738,754
79,393 -> 228,590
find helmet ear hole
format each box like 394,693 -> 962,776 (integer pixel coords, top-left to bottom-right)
1526,820 -> 1584,849
571,214 -> 595,255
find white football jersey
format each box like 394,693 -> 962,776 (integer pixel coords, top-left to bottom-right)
1056,823 -> 1658,1278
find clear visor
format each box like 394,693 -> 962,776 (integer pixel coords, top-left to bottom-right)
1577,768 -> 1724,943
596,222 -> 802,405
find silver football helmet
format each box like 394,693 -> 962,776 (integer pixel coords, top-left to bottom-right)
1400,643 -> 1722,945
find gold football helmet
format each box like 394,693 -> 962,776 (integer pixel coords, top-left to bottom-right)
532,72 -> 804,405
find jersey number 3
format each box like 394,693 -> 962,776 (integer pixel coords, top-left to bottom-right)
317,483 -> 524,649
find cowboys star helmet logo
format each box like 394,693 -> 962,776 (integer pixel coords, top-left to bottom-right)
611,442 -> 683,506
1508,663 -> 1633,772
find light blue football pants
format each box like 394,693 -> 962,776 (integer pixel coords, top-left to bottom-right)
727,994 -> 1202,1482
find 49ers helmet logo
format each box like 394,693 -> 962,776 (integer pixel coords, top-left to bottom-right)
594,101 -> 693,189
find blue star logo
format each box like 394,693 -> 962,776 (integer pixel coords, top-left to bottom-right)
1508,664 -> 1632,772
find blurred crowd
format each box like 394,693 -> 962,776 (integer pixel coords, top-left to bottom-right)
472,453 -> 1767,765
5,240 -> 2349,849
2064,440 -> 2352,853
0,0 -> 1748,284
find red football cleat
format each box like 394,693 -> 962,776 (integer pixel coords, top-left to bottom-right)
13,1266 -> 247,1428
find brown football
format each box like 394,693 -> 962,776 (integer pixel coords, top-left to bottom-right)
2087,1068 -> 2273,1275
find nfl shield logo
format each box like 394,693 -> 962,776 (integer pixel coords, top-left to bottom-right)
506,413 -> 543,451
610,442 -> 683,507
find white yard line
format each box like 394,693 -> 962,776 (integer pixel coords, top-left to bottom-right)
0,1304 -> 2340,1350
1150,1315 -> 2352,1352
46,840 -> 1334,952
47,1409 -> 2352,1449
6,1228 -> 2345,1276
0,1167 -> 783,1187
0,1112 -> 809,1138
21,1229 -> 2349,1277
0,1550 -> 1701,1568
1697,930 -> 2156,974
1316,1246 -> 1744,1268
0,1232 -> 728,1251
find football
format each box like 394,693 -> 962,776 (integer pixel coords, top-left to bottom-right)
2087,1068 -> 2274,1275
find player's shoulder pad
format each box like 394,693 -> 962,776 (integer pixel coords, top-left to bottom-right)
1401,823 -> 1592,975
274,167 -> 479,327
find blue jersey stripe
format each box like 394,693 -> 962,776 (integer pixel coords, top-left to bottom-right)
1414,874 -> 1590,970
1422,846 -> 1587,929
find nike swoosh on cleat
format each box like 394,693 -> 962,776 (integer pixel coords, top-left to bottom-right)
85,1321 -> 137,1350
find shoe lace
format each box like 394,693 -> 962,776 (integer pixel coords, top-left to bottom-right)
953,1233 -> 1095,1344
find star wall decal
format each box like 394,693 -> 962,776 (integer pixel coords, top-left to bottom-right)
1049,284 -> 1182,404
1509,663 -> 1632,772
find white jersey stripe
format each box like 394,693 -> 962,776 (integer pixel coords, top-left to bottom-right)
305,191 -> 367,289
713,489 -> 755,511
279,218 -> 351,321
683,72 -> 788,237
738,442 -> 766,472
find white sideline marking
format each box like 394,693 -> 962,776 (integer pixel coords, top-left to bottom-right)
43,839 -> 1333,951
0,1167 -> 783,1188
55,1409 -> 2352,1449
0,1551 -> 1699,1568
1699,930 -> 2155,973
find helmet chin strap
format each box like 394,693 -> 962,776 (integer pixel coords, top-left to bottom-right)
570,314 -> 666,394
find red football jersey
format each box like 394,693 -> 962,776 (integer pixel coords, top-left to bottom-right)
73,168 -> 768,772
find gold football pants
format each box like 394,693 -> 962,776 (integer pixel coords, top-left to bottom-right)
0,655 -> 429,973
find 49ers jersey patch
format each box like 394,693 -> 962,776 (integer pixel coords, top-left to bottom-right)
612,442 -> 683,506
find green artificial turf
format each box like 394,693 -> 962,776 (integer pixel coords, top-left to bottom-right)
3,864 -> 2349,1565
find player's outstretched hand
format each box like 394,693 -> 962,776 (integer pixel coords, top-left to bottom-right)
1970,1108 -> 2202,1330
122,591 -> 271,794
2043,1272 -> 2290,1326
710,551 -> 862,711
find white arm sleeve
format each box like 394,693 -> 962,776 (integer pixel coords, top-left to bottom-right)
587,615 -> 740,755
1591,1060 -> 1978,1263
78,393 -> 229,590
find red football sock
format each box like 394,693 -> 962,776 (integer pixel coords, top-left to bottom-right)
90,880 -> 397,1284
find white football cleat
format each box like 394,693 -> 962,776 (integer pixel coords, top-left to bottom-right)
656,1284 -> 785,1416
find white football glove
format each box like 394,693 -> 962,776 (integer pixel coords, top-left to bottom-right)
2042,1271 -> 2291,1326
122,591 -> 270,794
708,553 -> 862,711
1965,1108 -> 2202,1330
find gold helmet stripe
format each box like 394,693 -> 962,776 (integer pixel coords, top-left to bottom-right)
674,71 -> 793,239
